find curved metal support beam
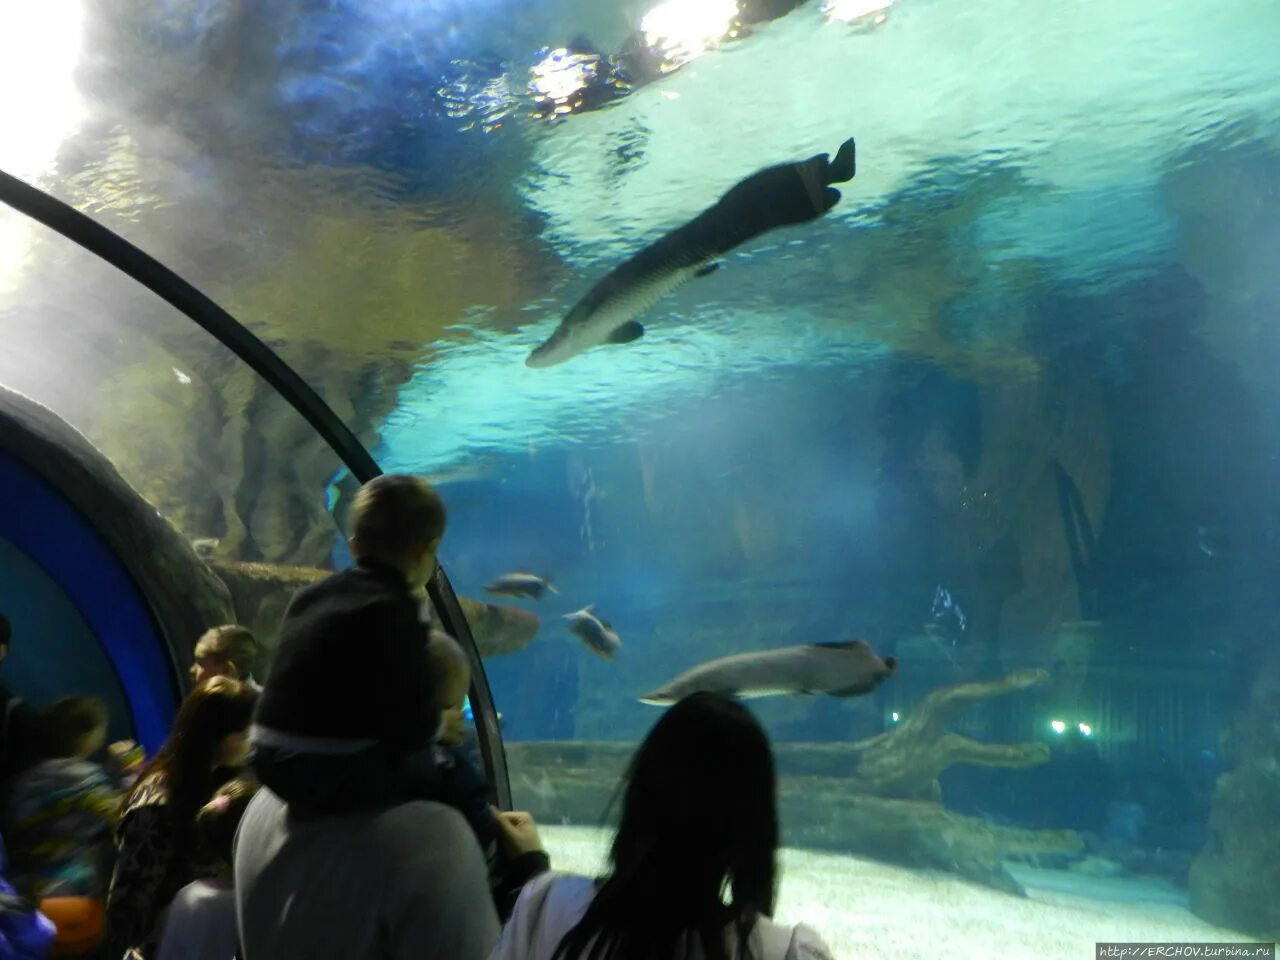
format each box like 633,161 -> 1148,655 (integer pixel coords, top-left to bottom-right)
0,169 -> 380,482
430,567 -> 512,810
0,168 -> 511,805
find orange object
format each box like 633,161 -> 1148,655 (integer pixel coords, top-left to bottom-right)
36,896 -> 105,957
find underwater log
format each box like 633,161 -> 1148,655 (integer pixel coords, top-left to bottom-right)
798,789 -> 1082,898
506,721 -> 1083,899
848,668 -> 1052,801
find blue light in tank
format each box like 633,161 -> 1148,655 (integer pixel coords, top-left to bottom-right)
1049,719 -> 1067,734
1077,722 -> 1093,737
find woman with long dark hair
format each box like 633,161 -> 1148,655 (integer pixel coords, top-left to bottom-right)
95,675 -> 257,959
490,692 -> 833,960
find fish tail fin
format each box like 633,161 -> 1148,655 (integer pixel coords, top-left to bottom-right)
828,137 -> 856,183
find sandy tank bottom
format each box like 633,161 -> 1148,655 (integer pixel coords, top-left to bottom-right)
538,826 -> 1260,959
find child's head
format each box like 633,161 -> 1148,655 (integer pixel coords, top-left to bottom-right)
348,474 -> 447,587
196,777 -> 260,870
40,696 -> 109,760
426,630 -> 471,747
191,624 -> 260,685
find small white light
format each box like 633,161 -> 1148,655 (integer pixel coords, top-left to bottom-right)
891,711 -> 900,722
1077,723 -> 1093,737
1050,719 -> 1067,734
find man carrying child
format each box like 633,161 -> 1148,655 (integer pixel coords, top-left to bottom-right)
236,474 -> 545,960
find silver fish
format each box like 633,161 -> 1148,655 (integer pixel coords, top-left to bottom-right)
484,572 -> 559,600
564,605 -> 621,661
526,137 -> 857,368
639,639 -> 896,705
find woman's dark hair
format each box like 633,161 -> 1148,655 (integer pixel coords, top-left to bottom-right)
552,692 -> 778,960
128,676 -> 257,854
195,777 -> 259,867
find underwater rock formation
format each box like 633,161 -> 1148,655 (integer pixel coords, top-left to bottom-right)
1162,139 -> 1280,396
208,558 -> 540,659
875,360 -> 1111,677
0,385 -> 235,675
1188,649 -> 1280,939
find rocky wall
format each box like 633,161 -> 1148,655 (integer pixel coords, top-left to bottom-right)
1188,648 -> 1280,940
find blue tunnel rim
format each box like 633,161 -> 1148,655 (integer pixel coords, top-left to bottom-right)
0,168 -> 511,808
0,446 -> 173,753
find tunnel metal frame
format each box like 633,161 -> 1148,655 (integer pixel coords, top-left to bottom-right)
0,168 -> 512,808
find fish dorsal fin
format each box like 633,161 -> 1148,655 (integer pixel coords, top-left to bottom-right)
606,321 -> 645,345
812,640 -> 866,651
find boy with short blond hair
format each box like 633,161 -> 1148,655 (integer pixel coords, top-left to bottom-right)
250,473 -> 447,813
244,473 -> 546,928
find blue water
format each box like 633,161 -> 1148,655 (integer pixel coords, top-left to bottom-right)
297,0 -> 1280,899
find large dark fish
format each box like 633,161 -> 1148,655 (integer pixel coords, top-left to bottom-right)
639,639 -> 896,705
526,137 -> 857,368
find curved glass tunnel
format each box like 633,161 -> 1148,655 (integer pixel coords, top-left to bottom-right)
2,0 -> 1279,954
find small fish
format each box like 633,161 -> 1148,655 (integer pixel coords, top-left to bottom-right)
564,605 -> 621,660
931,585 -> 967,633
484,572 -> 559,599
526,137 -> 857,368
639,639 -> 896,705
1196,524 -> 1229,560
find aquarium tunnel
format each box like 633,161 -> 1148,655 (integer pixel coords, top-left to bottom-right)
1,0 -> 1279,955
